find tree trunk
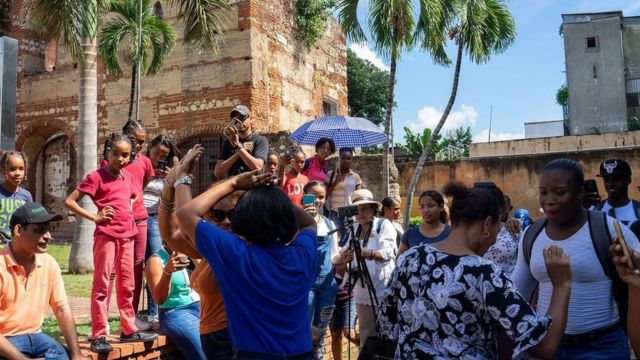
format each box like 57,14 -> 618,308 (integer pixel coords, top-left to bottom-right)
69,37 -> 99,274
127,63 -> 137,123
382,56 -> 397,197
403,40 -> 463,228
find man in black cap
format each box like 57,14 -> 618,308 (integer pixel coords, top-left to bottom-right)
594,158 -> 640,225
0,203 -> 89,360
214,104 -> 270,178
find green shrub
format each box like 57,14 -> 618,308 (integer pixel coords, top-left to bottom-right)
408,216 -> 423,227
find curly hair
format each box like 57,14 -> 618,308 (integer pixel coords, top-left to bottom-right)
0,150 -> 29,177
102,132 -> 137,162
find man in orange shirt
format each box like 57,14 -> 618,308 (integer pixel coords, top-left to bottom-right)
0,203 -> 88,360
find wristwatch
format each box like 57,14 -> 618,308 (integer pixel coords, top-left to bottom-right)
235,143 -> 242,150
174,175 -> 193,188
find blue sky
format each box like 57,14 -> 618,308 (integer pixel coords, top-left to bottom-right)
346,0 -> 640,143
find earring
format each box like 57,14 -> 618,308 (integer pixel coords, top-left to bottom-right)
483,231 -> 490,238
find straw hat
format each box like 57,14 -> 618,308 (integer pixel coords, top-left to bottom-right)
351,189 -> 382,210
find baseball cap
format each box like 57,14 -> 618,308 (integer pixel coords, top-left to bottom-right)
230,105 -> 251,118
597,158 -> 632,177
10,203 -> 63,230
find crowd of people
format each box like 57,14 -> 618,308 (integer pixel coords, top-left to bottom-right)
0,104 -> 639,360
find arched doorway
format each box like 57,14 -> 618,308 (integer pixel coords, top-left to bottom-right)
35,133 -> 72,235
178,135 -> 224,195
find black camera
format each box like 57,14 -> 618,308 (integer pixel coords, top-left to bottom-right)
338,205 -> 358,218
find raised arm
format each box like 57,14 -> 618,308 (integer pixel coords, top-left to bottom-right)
610,241 -> 640,356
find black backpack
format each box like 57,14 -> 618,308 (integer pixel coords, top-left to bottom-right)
521,210 -> 628,329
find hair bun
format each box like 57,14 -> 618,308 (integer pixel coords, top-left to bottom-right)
443,182 -> 469,200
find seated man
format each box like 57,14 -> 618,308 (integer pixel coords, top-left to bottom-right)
0,203 -> 87,360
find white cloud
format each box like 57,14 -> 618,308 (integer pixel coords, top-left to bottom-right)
349,43 -> 389,71
472,129 -> 524,143
407,104 -> 479,133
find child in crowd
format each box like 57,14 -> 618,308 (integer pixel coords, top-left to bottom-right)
397,190 -> 450,256
282,147 -> 309,206
102,121 -> 155,327
0,151 -> 32,243
65,133 -> 157,354
303,181 -> 339,360
302,138 -> 335,182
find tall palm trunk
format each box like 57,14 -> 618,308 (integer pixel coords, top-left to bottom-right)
69,37 -> 99,274
382,56 -> 397,197
403,39 -> 463,228
127,64 -> 137,123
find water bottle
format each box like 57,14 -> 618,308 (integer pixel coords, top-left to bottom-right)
44,347 -> 59,360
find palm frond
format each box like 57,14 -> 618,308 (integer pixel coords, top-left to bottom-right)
165,0 -> 232,54
414,0 -> 455,66
369,0 -> 415,60
23,0 -> 87,63
459,0 -> 515,64
144,18 -> 177,75
98,17 -> 131,75
336,0 -> 367,43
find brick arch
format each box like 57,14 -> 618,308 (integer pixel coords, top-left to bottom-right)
170,123 -> 226,147
15,119 -> 78,196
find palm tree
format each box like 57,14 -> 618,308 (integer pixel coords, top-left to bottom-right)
99,0 -> 177,123
26,0 -> 231,273
336,0 -> 454,197
403,0 -> 515,228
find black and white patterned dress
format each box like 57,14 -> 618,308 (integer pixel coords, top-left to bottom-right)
378,245 -> 550,359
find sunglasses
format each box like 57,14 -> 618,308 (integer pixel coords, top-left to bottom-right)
210,209 -> 234,222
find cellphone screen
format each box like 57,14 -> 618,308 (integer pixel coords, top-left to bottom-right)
302,194 -> 316,206
156,161 -> 168,171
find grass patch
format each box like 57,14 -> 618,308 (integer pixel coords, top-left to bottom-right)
48,244 -> 94,298
42,316 -> 121,341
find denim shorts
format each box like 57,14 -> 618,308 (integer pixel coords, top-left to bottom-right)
330,296 -> 356,332
553,326 -> 630,360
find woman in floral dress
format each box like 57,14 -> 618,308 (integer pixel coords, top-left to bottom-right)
378,182 -> 573,359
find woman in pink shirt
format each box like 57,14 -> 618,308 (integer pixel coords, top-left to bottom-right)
65,133 -> 158,354
302,138 -> 335,183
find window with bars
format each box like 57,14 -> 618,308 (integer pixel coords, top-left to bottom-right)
178,136 -> 224,195
323,97 -> 338,115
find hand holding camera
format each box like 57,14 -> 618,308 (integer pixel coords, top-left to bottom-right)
165,252 -> 190,275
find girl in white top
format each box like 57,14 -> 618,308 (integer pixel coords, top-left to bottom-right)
335,189 -> 397,352
511,159 -> 640,359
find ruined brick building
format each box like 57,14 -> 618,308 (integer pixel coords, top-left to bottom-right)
1,0 -> 347,235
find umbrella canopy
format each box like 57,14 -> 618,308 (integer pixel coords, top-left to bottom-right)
289,115 -> 387,148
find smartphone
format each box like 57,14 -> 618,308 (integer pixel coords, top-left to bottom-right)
177,255 -> 190,264
585,179 -> 599,196
613,219 -> 635,269
302,194 -> 316,206
156,160 -> 168,171
230,117 -> 243,130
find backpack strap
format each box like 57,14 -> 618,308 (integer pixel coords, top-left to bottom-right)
522,217 -> 548,266
595,201 -> 605,211
587,210 -> 616,277
633,200 -> 640,220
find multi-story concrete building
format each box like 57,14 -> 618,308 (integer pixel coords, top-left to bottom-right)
1,0 -> 347,235
562,11 -> 640,135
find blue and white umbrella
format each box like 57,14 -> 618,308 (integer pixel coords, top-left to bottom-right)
290,115 -> 387,148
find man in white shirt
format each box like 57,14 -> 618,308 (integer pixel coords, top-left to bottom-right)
595,158 -> 640,226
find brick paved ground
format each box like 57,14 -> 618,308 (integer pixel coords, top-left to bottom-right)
48,296 -> 119,324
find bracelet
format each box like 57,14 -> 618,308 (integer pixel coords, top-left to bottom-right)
159,197 -> 175,207
163,270 -> 171,277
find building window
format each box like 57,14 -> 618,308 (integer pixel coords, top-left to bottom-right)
154,2 -> 163,18
322,97 -> 338,116
593,65 -> 597,79
627,79 -> 640,107
586,36 -> 599,52
178,136 -> 223,195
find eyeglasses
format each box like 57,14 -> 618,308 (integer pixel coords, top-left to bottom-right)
210,209 -> 234,222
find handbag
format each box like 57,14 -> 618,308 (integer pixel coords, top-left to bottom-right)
358,334 -> 397,360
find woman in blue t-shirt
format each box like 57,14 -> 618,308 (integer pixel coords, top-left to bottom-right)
398,190 -> 450,256
168,144 -> 318,359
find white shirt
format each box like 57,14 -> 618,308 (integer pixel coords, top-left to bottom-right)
511,216 -> 640,335
316,215 -> 340,265
340,218 -> 397,305
143,178 -> 164,214
601,200 -> 639,226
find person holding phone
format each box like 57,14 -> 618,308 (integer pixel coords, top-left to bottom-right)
303,181 -> 340,360
145,244 -> 205,360
282,147 -> 309,207
214,105 -> 269,178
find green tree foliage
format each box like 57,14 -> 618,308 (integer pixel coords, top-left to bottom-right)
399,126 -> 471,159
346,48 -> 390,126
440,126 -> 472,157
296,0 -> 336,47
556,84 -> 568,107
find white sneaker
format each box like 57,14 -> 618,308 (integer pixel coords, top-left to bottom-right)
135,316 -> 152,331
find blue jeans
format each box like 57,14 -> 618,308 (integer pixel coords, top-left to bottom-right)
5,332 -> 70,359
308,287 -> 337,360
201,328 -> 234,360
158,302 -> 206,360
145,213 -> 162,319
232,349 -> 313,360
553,327 -> 629,360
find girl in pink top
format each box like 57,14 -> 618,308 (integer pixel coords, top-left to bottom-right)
65,133 -> 157,353
101,121 -> 154,319
302,137 -> 335,183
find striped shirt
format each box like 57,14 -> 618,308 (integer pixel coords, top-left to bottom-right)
327,169 -> 362,211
